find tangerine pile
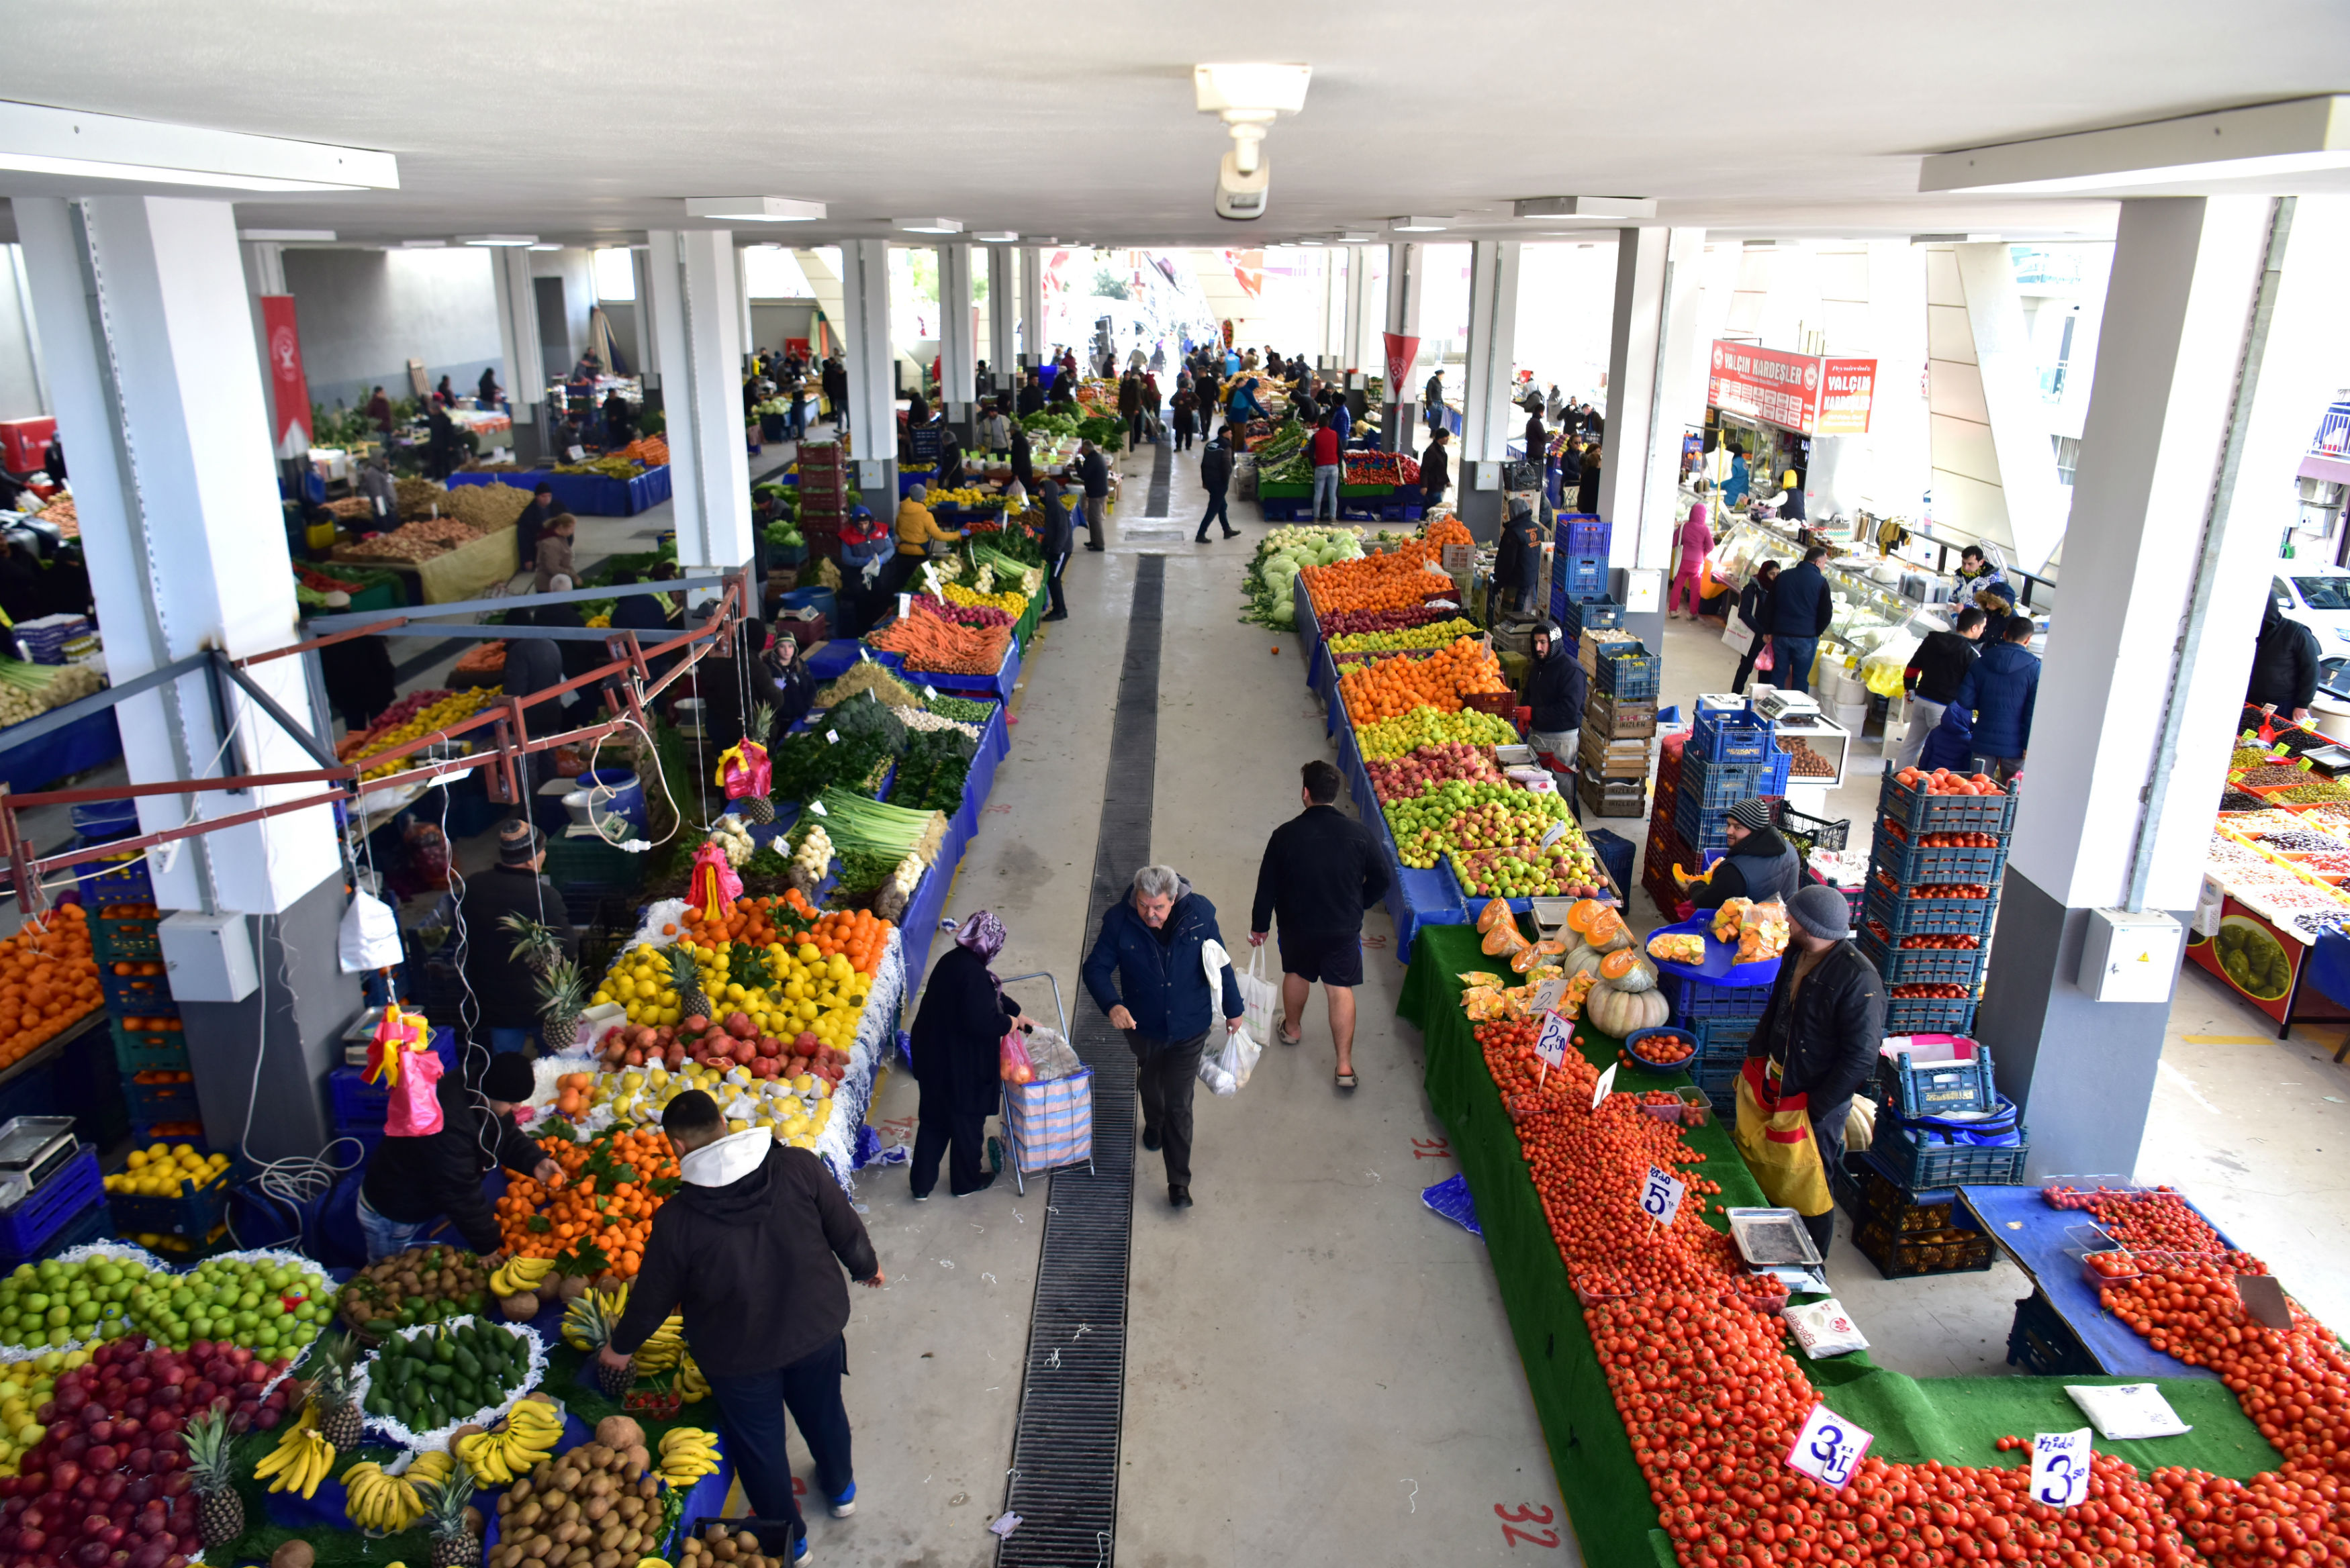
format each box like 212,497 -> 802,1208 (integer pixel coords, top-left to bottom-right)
495,1124 -> 680,1278
1300,538 -> 1452,616
0,904 -> 101,1068
1337,637 -> 1508,723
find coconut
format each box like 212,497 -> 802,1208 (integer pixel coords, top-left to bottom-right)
273,1543 -> 316,1568
500,1291 -> 542,1321
596,1414 -> 647,1451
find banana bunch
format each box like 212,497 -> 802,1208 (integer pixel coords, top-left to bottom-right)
675,1349 -> 710,1404
342,1451 -> 448,1532
632,1315 -> 686,1375
560,1285 -> 628,1353
490,1255 -> 556,1298
454,1398 -> 565,1484
657,1427 -> 721,1487
256,1417 -> 338,1500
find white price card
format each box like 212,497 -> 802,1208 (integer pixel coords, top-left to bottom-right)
1541,820 -> 1572,850
2030,1428 -> 2092,1509
1591,1061 -> 1618,1110
825,730 -> 839,744
923,685 -> 939,699
857,645 -> 871,662
808,800 -> 828,817
1785,1404 -> 1872,1489
1534,1010 -> 1572,1071
1527,975 -> 1568,1015
1640,1166 -> 1687,1228
898,593 -> 912,620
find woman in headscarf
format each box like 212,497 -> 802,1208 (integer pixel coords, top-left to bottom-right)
1668,499 -> 1715,620
907,912 -> 1025,1199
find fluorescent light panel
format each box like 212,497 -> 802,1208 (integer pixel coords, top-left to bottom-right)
400,239 -> 447,248
894,217 -> 962,234
973,231 -> 1019,242
458,234 -> 536,246
239,228 -> 334,242
1193,64 -> 1312,115
1920,95 -> 2350,194
0,99 -> 395,191
1391,216 -> 1450,232
1512,195 -> 1656,219
684,196 -> 825,222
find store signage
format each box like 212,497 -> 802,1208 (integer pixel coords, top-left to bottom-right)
1786,1404 -> 1872,1487
260,295 -> 312,458
1639,1166 -> 1686,1228
1535,1011 -> 1572,1071
2030,1429 -> 2092,1508
1708,342 -> 1878,437
1382,332 -> 1421,391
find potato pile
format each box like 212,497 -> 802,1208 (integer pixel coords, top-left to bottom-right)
488,1421 -> 661,1568
337,1244 -> 493,1335
446,481 -> 535,532
679,1524 -> 792,1568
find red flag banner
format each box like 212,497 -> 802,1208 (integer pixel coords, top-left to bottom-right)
1382,332 -> 1421,390
261,295 -> 312,456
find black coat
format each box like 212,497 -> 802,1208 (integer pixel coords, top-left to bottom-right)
1036,481 -> 1074,556
1419,440 -> 1450,496
1526,646 -> 1587,735
360,1071 -> 545,1252
610,1140 -> 878,1377
1200,445 -> 1232,495
1736,577 -> 1777,635
1250,805 -> 1392,937
1016,383 -> 1045,418
821,362 -> 847,405
909,944 -> 1022,1115
1688,826 -> 1802,910
1525,413 -> 1547,462
1010,428 -> 1037,489
1747,940 -> 1885,1112
516,498 -> 557,571
1906,629 -> 1981,705
500,636 -> 568,742
1080,449 -> 1109,498
455,865 -> 577,1029
319,634 -> 397,729
1769,562 -> 1834,638
1575,461 -> 1601,514
2249,607 -> 2320,712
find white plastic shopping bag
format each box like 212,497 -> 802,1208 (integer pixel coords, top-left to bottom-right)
338,889 -> 404,973
1233,942 -> 1283,1045
1197,941 -> 1264,1096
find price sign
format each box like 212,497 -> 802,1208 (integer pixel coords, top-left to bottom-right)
2030,1429 -> 2091,1508
1786,1404 -> 1872,1488
898,593 -> 912,620
1590,1061 -> 1617,1111
923,684 -> 939,699
857,646 -> 871,663
1640,1166 -> 1687,1228
825,730 -> 839,744
1541,820 -> 1572,850
1527,975 -> 1567,1014
808,801 -> 828,817
1534,1011 -> 1572,1071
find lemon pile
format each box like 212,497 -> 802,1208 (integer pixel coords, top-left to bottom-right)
0,1351 -> 77,1475
359,687 -> 498,781
596,1059 -> 839,1151
594,937 -> 873,1053
926,486 -> 997,510
104,1142 -> 231,1198
944,581 -> 1029,618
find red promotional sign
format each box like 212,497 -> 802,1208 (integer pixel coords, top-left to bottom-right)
1382,332 -> 1421,391
1709,341 -> 1821,434
1818,357 -> 1878,436
260,295 -> 312,456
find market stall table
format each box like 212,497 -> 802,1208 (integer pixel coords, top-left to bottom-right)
336,524 -> 518,605
448,466 -> 671,518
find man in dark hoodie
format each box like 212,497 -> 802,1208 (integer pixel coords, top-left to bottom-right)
1952,614 -> 2040,783
1767,544 -> 1836,695
2248,598 -> 2320,722
1196,434 -> 1237,542
358,1050 -> 559,1260
1681,798 -> 1803,909
605,1089 -> 881,1563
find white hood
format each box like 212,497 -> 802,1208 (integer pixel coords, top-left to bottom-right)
680,1127 -> 771,1189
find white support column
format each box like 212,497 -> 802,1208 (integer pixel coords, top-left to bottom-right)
238,240 -> 287,442
15,195 -> 335,914
492,246 -> 544,456
1979,195 -> 2350,1177
1599,228 -> 1667,533
733,243 -> 756,366
938,242 -> 977,418
1458,240 -> 1521,537
629,246 -> 660,388
837,238 -> 898,501
987,244 -> 1016,387
1922,242 -> 2069,574
1019,246 -> 1046,368
643,228 -> 753,572
1341,246 -> 1367,373
1380,241 -> 1424,454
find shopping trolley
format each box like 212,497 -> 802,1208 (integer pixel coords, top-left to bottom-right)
994,971 -> 1094,1195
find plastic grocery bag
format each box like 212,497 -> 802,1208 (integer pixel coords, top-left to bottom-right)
1200,1022 -> 1262,1097
385,1044 -> 445,1138
1233,944 -> 1282,1046
338,888 -> 403,974
999,1027 -> 1037,1085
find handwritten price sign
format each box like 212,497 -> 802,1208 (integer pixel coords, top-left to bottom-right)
2032,1428 -> 2092,1508
1786,1404 -> 1872,1488
1640,1167 -> 1687,1229
1535,1011 -> 1572,1071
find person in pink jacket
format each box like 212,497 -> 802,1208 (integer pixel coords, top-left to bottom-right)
1668,500 -> 1714,619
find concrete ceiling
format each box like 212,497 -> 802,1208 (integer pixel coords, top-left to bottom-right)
3,1 -> 2347,249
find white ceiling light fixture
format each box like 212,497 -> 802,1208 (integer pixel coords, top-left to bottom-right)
1920,95 -> 2350,195
0,100 -> 397,193
684,195 -> 825,222
894,217 -> 962,235
1512,195 -> 1658,219
526,243 -> 563,251
399,239 -> 447,248
1330,230 -> 1374,244
973,230 -> 1019,242
457,234 -> 536,246
238,228 -> 335,242
1390,216 -> 1450,233
1195,61 -> 1311,222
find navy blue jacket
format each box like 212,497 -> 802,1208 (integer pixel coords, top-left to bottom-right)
1953,640 -> 2040,759
1083,883 -> 1245,1044
1769,562 -> 1834,638
1918,701 -> 1978,772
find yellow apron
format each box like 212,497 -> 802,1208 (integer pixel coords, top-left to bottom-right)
1732,1055 -> 1833,1218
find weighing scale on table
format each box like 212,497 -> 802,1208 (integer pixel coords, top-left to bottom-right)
1726,1206 -> 1829,1296
1754,688 -> 1822,727
0,1116 -> 80,1216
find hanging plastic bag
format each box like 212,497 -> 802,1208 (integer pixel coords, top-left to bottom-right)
1233,943 -> 1282,1045
688,840 -> 743,922
999,1026 -> 1037,1085
1754,638 -> 1776,674
1201,1022 -> 1262,1097
338,888 -> 404,974
370,1005 -> 445,1138
714,739 -> 773,805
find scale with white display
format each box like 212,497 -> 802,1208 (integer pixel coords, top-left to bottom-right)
1754,687 -> 1823,726
1726,1205 -> 1830,1295
0,1116 -> 79,1217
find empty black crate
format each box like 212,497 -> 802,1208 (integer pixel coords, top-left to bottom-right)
2008,1289 -> 2099,1376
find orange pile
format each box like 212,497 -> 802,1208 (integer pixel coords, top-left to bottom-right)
677,894 -> 790,947
1423,515 -> 1472,548
806,908 -> 892,977
1335,637 -> 1508,722
495,1124 -> 681,1278
1300,539 -> 1453,617
0,905 -> 101,1069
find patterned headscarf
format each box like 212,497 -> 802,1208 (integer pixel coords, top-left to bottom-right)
956,910 -> 1008,962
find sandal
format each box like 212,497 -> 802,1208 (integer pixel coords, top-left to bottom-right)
1335,1070 -> 1358,1090
1278,1025 -> 1302,1047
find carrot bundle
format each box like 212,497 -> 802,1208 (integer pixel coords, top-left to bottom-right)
866,616 -> 1010,675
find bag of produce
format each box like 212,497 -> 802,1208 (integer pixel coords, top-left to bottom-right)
1000,1027 -> 1037,1085
1024,1027 -> 1082,1080
1738,897 -> 1791,963
1232,943 -> 1282,1047
1456,970 -> 1507,989
1711,897 -> 1752,945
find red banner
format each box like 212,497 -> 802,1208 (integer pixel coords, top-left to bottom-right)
260,295 -> 312,456
1382,332 -> 1421,391
1817,357 -> 1878,436
1707,341 -> 1878,437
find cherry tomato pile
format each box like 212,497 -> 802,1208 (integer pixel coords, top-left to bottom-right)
1628,1031 -> 1697,1066
1874,870 -> 1992,899
1865,918 -> 1981,950
2047,1184 -> 2228,1255
1894,767 -> 2010,797
1890,983 -> 1974,999
1883,822 -> 2004,848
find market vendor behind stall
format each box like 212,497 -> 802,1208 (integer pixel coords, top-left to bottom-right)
357,1050 -> 563,1261
1678,798 -> 1801,909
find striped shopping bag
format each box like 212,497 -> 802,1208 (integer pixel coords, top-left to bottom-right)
1004,1067 -> 1094,1174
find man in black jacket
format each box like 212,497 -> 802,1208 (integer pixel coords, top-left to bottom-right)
1035,477 -> 1074,620
1745,884 -> 1885,1259
1525,622 -> 1587,789
1896,606 -> 1986,771
1196,436 -> 1237,542
1767,544 -> 1836,695
2249,599 -> 2321,722
1249,760 -> 1393,1089
1015,371 -> 1045,418
358,1050 -> 559,1260
605,1091 -> 881,1558
820,352 -> 849,433
1730,560 -> 1779,693
445,820 -> 576,1055
1078,439 -> 1109,551
1420,428 -> 1451,508
1682,798 -> 1802,909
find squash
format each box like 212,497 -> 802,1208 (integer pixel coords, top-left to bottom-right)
1584,905 -> 1634,954
1560,943 -> 1605,982
1599,948 -> 1661,993
1585,977 -> 1671,1037
1565,897 -> 1608,935
1476,896 -> 1516,934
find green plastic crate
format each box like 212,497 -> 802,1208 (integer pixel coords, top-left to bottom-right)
93,915 -> 161,965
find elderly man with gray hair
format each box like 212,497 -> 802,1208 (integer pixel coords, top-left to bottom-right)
1082,864 -> 1246,1210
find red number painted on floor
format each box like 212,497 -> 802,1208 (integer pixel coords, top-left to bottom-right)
984,803 -> 1012,814
1495,1504 -> 1559,1549
1362,933 -> 1389,949
1412,1137 -> 1452,1159
793,1477 -> 806,1496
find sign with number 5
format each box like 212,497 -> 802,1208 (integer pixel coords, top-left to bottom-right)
1639,1166 -> 1687,1228
2031,1428 -> 2092,1508
1786,1403 -> 1873,1488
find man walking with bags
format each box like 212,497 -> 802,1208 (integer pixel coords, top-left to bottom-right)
1248,761 -> 1392,1091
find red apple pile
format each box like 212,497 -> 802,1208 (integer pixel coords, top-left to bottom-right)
1366,742 -> 1501,804
0,1336 -> 295,1568
1316,605 -> 1456,638
600,1014 -> 853,1084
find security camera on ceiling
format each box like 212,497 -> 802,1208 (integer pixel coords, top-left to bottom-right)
1215,150 -> 1270,222
1196,62 -> 1309,223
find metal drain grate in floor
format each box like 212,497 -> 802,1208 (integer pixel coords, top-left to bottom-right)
996,554 -> 1163,1567
1143,434 -> 1172,517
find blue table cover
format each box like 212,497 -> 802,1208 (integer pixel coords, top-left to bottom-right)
0,708 -> 122,793
447,465 -> 671,516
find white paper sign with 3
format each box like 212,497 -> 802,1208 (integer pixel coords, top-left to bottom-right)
1785,1403 -> 1873,1488
2031,1428 -> 2092,1508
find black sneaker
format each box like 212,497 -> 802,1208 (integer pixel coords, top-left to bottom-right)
1141,1126 -> 1162,1152
1169,1185 -> 1193,1209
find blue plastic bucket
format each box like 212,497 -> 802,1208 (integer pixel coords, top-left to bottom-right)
70,800 -> 139,842
576,769 -> 647,832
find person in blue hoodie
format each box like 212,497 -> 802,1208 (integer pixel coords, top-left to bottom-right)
1951,616 -> 2040,783
1916,699 -> 1979,773
1083,864 -> 1246,1211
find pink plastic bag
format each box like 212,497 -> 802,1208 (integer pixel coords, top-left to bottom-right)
718,740 -> 773,803
386,1048 -> 445,1137
1000,1026 -> 1037,1085
690,840 -> 745,921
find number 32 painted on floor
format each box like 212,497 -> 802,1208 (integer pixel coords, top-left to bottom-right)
1495,1502 -> 1559,1549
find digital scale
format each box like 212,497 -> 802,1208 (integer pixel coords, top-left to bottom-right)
1754,688 -> 1822,726
1726,1205 -> 1829,1295
0,1116 -> 80,1216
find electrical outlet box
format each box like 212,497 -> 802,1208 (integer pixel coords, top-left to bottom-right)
1621,567 -> 1664,614
158,910 -> 259,1003
2077,908 -> 2183,1004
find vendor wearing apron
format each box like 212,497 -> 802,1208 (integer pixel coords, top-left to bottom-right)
1735,884 -> 1884,1261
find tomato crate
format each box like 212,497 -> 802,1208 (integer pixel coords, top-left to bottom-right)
1689,705 -> 1777,765
1662,968 -> 1773,1023
1870,824 -> 2010,887
0,1146 -> 102,1263
1875,764 -> 2020,838
111,1020 -> 187,1072
1872,1112 -> 2026,1187
1680,750 -> 1793,810
124,1076 -> 198,1126
1863,884 -> 1998,939
1868,1043 -> 2000,1118
1858,935 -> 1990,989
1691,1015 -> 1758,1062
2008,1289 -> 2100,1377
101,971 -> 176,1016
1854,1216 -> 1995,1279
93,915 -> 162,965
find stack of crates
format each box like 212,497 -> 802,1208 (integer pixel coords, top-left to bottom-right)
1858,763 -> 2020,1036
1850,1045 -> 2026,1278
1577,632 -> 1659,818
796,439 -> 852,562
1674,705 -> 1792,863
1836,1152 -> 1997,1279
1642,733 -> 1697,916
81,854 -> 199,1148
1547,516 -> 1610,626
1666,965 -> 1774,1116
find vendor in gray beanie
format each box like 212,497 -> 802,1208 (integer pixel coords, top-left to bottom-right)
1743,881 -> 1884,1260
1681,797 -> 1801,910
357,1046 -> 561,1261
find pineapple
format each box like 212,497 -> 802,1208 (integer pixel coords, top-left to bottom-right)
537,959 -> 590,1052
561,1286 -> 638,1400
423,1465 -> 483,1568
735,703 -> 776,823
500,913 -> 564,979
667,946 -> 711,1026
310,1334 -> 364,1453
185,1408 -> 244,1548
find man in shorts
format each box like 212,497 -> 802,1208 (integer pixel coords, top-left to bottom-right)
1249,761 -> 1393,1090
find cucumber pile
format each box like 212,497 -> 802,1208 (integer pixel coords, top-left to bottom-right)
362,1316 -> 532,1430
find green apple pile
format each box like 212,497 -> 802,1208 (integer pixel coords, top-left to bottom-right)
1381,779 -> 1609,896
0,1256 -> 155,1349
1326,617 -> 1479,654
128,1253 -> 332,1354
1356,705 -> 1521,762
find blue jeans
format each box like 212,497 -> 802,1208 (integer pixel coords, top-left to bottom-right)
1771,636 -> 1819,695
357,1193 -> 440,1262
706,1337 -> 855,1544
487,1026 -> 540,1056
1311,464 -> 1341,520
